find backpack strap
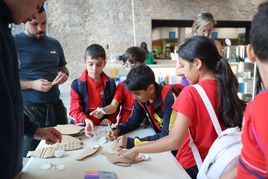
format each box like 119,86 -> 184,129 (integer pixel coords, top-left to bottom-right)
188,84 -> 222,170
189,129 -> 203,170
192,84 -> 222,135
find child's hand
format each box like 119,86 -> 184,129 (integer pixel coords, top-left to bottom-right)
119,148 -> 139,161
116,135 -> 128,148
108,125 -> 120,141
90,108 -> 105,119
85,119 -> 94,137
100,118 -> 112,126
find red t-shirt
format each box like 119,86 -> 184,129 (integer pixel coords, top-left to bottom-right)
113,81 -> 134,123
237,91 -> 268,179
87,75 -> 103,110
172,80 -> 225,169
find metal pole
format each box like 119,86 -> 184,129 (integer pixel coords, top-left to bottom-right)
131,0 -> 136,46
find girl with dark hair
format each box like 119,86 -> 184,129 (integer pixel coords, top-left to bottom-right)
120,36 -> 246,179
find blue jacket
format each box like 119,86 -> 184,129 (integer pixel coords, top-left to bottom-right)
119,84 -> 177,148
0,2 -> 39,178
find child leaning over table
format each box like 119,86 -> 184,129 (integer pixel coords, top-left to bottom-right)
69,44 -> 118,137
90,46 -> 146,124
120,36 -> 246,179
109,64 -> 177,149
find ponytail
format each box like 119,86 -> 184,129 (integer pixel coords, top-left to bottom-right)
215,58 -> 246,128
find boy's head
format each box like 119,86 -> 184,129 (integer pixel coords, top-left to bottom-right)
248,2 -> 268,62
125,64 -> 156,103
123,47 -> 146,71
84,44 -> 106,81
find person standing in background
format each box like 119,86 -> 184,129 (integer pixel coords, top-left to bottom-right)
14,7 -> 68,156
0,1 -> 62,178
140,42 -> 156,64
192,12 -> 223,55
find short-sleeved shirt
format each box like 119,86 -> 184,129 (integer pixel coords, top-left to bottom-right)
172,79 -> 225,169
113,81 -> 134,123
14,32 -> 67,104
237,90 -> 268,179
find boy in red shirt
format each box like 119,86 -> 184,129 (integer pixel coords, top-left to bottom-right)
90,47 -> 146,123
237,2 -> 268,178
69,44 -> 117,137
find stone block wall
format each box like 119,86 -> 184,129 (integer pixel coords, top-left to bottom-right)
46,0 -> 265,91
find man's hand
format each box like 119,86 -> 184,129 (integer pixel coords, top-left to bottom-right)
32,79 -> 52,92
52,71 -> 68,85
33,127 -> 62,145
100,118 -> 112,126
85,118 -> 94,137
108,125 -> 120,141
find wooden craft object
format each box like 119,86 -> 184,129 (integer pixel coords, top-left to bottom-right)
76,145 -> 100,161
101,151 -> 144,167
27,147 -> 56,158
54,124 -> 84,135
27,135 -> 83,158
52,135 -> 83,151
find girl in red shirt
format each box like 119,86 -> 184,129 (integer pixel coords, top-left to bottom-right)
120,36 -> 245,178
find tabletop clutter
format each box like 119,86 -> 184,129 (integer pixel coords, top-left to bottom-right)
26,124 -> 150,179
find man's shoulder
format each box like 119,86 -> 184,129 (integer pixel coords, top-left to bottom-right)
46,36 -> 61,44
14,32 -> 26,40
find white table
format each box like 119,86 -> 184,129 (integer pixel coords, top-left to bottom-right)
22,127 -> 190,179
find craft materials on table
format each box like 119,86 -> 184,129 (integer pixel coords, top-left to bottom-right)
27,135 -> 83,158
54,124 -> 84,136
76,145 -> 100,161
84,170 -> 117,179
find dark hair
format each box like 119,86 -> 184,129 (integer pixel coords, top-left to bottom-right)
84,44 -> 106,60
125,64 -> 155,91
178,36 -> 246,127
250,1 -> 268,61
38,6 -> 45,14
140,42 -> 148,53
123,46 -> 146,64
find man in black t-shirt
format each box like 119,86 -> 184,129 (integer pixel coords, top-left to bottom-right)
14,7 -> 69,156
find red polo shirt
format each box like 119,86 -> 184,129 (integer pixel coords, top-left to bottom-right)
113,81 -> 134,123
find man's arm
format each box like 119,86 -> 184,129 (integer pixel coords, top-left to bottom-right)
24,114 -> 62,144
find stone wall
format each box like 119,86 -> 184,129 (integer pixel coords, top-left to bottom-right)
47,0 -> 265,89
